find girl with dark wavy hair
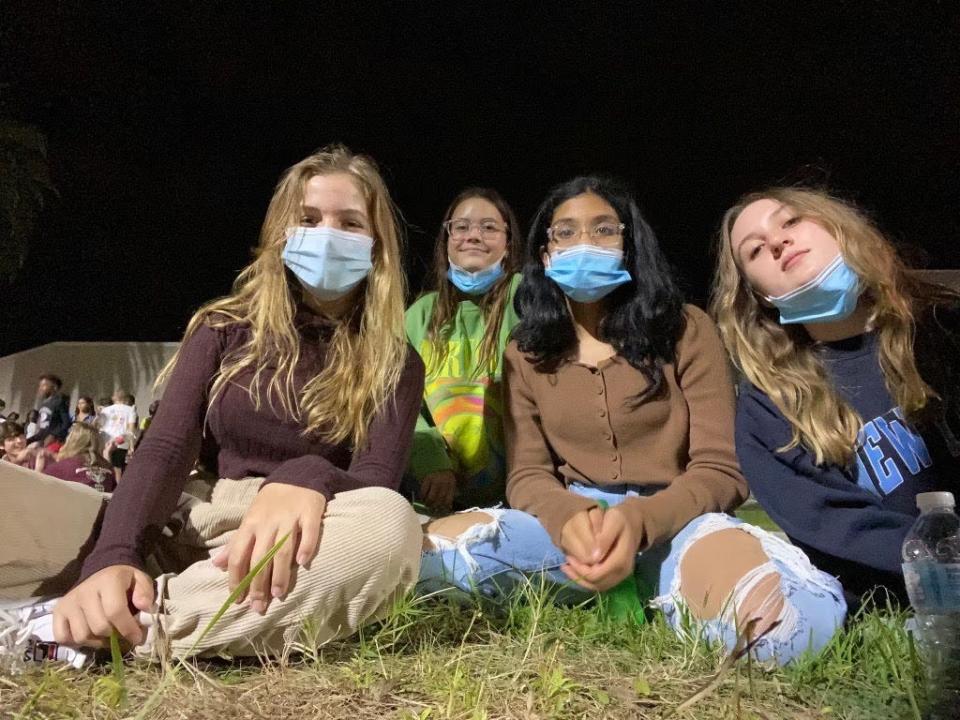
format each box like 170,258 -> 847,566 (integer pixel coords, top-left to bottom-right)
405,188 -> 522,511
73,397 -> 97,426
420,177 -> 845,665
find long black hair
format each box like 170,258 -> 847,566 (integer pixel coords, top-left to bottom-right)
512,176 -> 685,403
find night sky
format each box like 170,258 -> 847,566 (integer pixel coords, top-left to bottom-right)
2,2 -> 957,356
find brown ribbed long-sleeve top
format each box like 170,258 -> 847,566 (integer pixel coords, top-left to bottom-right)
78,311 -> 425,583
504,305 -> 747,550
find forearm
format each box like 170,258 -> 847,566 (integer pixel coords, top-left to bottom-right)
507,471 -> 597,546
619,466 -> 747,549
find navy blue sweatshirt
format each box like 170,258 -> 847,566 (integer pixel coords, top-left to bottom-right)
28,393 -> 72,444
736,332 -> 959,604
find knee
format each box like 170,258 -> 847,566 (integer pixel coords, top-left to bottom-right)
346,487 -> 422,573
731,565 -> 786,640
679,527 -> 771,619
745,573 -> 847,664
422,508 -> 539,553
423,511 -> 496,549
417,508 -> 565,594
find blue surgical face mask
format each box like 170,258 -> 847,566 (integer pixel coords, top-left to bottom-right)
446,257 -> 505,295
544,245 -> 632,303
282,226 -> 374,301
765,254 -> 861,325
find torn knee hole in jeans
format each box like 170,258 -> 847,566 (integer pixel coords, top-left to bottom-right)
724,561 -> 794,643
422,508 -> 504,574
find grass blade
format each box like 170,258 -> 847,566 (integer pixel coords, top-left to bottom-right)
185,531 -> 291,656
110,630 -> 124,679
133,532 -> 290,720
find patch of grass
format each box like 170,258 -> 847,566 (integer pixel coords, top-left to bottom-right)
2,581 -> 924,720
734,504 -> 782,533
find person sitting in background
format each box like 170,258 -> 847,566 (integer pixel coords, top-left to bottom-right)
23,410 -> 39,441
42,423 -> 115,492
73,397 -> 97,425
5,411 -> 20,424
32,438 -> 58,473
1,422 -> 39,469
405,188 -> 523,512
97,390 -> 138,481
0,398 -> 6,422
28,374 -> 72,446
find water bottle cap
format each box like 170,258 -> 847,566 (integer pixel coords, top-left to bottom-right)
916,491 -> 956,513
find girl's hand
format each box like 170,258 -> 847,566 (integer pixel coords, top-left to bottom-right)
561,507 -> 639,592
419,470 -> 457,512
53,565 -> 156,648
559,507 -> 605,565
212,483 -> 326,614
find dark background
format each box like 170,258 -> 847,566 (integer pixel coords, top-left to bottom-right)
1,1 -> 957,356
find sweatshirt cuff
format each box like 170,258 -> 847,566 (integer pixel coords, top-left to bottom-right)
409,434 -> 455,480
77,546 -> 146,585
261,456 -> 337,502
536,490 -> 600,548
619,487 -> 696,551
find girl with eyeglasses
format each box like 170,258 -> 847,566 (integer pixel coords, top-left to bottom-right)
420,177 -> 845,665
404,189 -> 522,511
1,146 -> 424,664
711,187 -> 960,609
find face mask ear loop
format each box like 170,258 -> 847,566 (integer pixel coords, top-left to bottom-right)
741,277 -> 775,309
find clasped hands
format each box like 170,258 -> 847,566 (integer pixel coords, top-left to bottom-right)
558,505 -> 640,592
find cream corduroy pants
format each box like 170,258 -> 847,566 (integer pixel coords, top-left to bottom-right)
0,461 -> 422,658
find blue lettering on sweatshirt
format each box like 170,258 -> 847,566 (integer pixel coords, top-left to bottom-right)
855,407 -> 932,497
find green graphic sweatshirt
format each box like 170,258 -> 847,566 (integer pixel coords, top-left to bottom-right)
405,274 -> 521,507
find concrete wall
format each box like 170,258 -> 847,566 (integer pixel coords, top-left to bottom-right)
0,342 -> 180,420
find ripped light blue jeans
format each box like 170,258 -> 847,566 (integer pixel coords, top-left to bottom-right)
419,483 -> 847,665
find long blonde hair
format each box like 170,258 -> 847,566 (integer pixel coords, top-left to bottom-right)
157,145 -> 408,450
57,422 -> 102,465
711,187 -> 952,467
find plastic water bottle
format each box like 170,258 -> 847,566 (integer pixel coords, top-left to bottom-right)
901,491 -> 960,718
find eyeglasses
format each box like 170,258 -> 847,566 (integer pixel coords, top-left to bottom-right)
445,219 -> 508,239
546,222 -> 625,247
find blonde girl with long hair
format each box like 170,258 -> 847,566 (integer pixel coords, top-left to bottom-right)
40,422 -> 115,492
0,145 -> 425,666
712,186 -> 960,607
405,187 -> 522,511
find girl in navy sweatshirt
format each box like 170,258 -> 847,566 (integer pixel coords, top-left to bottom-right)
710,187 -> 960,608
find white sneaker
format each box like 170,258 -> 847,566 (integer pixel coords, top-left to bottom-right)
0,598 -> 90,673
